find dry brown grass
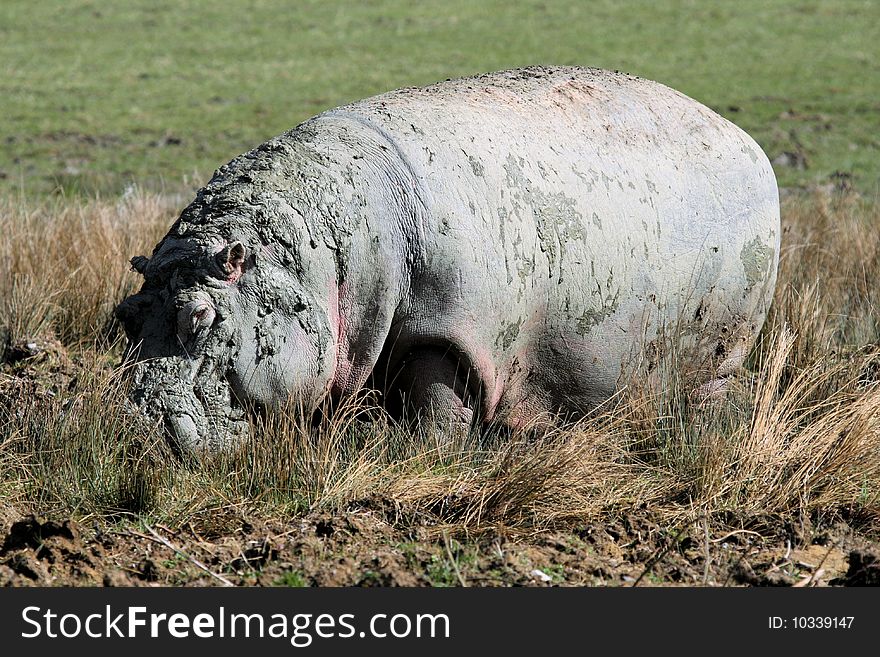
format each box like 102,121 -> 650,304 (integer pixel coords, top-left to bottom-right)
0,190 -> 176,349
1,189 -> 879,539
766,192 -> 880,366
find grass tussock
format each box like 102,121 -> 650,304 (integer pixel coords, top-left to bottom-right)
1,190 -> 880,538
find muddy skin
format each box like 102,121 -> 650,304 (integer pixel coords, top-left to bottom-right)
116,66 -> 780,454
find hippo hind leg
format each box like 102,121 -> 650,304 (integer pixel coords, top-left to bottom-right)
387,346 -> 477,440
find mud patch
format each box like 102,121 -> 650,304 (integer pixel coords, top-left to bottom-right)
832,548 -> 880,585
740,236 -> 775,290
0,516 -> 105,586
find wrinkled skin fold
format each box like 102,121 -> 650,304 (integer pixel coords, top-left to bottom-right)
116,66 -> 780,455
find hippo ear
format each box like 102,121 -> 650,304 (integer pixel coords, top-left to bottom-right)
215,241 -> 246,280
130,255 -> 150,275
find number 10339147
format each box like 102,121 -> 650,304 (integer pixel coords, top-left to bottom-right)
769,617 -> 854,629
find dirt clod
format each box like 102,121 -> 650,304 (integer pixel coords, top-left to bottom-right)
836,549 -> 880,586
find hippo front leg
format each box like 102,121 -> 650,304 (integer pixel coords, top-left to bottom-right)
388,347 -> 476,441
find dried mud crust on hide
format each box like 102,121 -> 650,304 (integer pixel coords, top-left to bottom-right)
1,505 -> 878,587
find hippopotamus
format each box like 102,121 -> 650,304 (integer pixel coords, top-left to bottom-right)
115,66 -> 780,453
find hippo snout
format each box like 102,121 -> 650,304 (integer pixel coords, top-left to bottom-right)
129,359 -> 251,454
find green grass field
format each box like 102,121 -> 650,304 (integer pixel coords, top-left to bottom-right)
1,0 -> 878,197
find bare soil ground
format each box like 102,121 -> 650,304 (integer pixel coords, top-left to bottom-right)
2,503 -> 879,587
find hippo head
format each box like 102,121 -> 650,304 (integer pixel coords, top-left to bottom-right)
115,227 -> 336,455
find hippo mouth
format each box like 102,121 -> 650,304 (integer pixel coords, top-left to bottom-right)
161,400 -> 250,455
130,357 -> 251,455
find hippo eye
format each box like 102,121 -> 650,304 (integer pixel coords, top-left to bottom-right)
177,300 -> 216,341
191,306 -> 211,333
